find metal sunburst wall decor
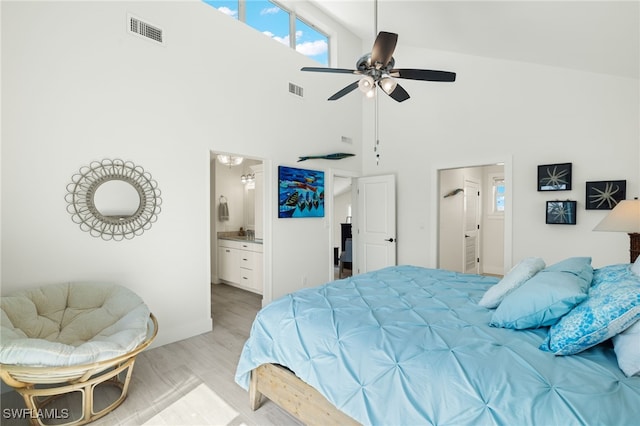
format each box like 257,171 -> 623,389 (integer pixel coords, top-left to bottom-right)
586,180 -> 626,210
65,159 -> 162,241
537,163 -> 572,191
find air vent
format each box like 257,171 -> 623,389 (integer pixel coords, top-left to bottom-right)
341,136 -> 353,144
128,15 -> 164,44
289,82 -> 304,98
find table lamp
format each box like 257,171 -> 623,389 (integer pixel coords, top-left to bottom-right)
593,198 -> 640,263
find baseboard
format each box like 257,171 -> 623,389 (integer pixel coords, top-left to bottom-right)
482,265 -> 504,276
149,317 -> 213,348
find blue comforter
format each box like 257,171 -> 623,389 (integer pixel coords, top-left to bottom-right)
235,265 -> 640,425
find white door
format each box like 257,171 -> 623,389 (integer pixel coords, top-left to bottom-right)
463,179 -> 480,274
355,174 -> 397,274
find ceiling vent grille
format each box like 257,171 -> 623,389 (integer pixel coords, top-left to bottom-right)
289,83 -> 304,98
128,15 -> 163,44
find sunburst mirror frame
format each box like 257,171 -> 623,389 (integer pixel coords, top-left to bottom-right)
65,159 -> 162,241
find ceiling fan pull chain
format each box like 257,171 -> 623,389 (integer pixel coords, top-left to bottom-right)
375,89 -> 380,165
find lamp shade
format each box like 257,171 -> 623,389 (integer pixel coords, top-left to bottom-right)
593,199 -> 640,232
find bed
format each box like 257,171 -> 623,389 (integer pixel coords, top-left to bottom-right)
235,262 -> 640,425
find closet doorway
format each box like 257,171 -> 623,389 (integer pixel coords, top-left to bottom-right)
438,163 -> 506,276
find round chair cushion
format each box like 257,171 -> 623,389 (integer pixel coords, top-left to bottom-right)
1,282 -> 150,367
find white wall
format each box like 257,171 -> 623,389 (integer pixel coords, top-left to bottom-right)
1,0 -> 362,346
362,45 -> 639,271
438,168 -> 466,272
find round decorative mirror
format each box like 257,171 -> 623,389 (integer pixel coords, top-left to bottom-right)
65,159 -> 162,241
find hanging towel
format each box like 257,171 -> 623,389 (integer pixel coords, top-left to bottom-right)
219,199 -> 229,221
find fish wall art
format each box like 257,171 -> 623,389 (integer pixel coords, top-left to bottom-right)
297,153 -> 355,162
278,166 -> 325,218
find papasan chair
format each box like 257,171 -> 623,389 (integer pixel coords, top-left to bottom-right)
0,282 -> 157,426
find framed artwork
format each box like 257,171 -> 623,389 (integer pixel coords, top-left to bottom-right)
546,200 -> 577,225
278,166 -> 325,218
538,163 -> 572,191
585,180 -> 626,210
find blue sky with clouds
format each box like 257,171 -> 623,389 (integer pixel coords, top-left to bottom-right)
204,0 -> 328,65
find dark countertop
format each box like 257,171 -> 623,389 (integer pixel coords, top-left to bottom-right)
219,236 -> 263,244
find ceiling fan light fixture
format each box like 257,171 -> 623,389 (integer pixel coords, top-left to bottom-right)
358,76 -> 375,93
380,76 -> 397,94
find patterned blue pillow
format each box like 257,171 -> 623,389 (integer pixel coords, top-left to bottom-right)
591,264 -> 634,295
541,279 -> 640,355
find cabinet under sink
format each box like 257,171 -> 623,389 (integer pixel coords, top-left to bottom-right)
218,239 -> 263,294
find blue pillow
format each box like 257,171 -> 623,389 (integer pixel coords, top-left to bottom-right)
490,257 -> 592,329
541,279 -> 640,355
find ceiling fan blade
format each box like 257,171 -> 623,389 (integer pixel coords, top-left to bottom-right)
391,68 -> 456,82
301,67 -> 359,75
328,81 -> 360,101
371,31 -> 398,68
383,82 -> 410,103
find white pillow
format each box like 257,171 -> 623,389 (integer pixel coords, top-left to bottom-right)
631,255 -> 640,277
478,257 -> 545,309
612,319 -> 640,377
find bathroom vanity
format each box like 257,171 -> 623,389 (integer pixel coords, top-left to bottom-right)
217,237 -> 263,294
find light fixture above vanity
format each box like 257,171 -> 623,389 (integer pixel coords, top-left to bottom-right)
241,173 -> 255,185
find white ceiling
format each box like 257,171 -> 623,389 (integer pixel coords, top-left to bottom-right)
308,0 -> 639,79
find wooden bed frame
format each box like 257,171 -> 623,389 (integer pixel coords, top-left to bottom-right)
249,363 -> 360,426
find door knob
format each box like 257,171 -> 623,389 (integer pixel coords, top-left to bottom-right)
385,237 -> 395,242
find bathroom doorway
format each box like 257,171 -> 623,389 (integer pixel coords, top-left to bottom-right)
210,152 -> 266,319
333,176 -> 353,279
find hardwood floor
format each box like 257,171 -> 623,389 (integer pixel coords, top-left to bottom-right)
1,284 -> 302,426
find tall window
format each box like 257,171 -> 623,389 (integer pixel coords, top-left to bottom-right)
295,17 -> 328,66
204,0 -> 329,66
246,0 -> 290,46
203,0 -> 238,19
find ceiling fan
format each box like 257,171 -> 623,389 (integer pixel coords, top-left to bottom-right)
301,30 -> 456,102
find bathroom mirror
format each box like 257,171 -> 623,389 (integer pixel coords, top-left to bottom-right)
65,159 -> 162,241
244,186 -> 255,229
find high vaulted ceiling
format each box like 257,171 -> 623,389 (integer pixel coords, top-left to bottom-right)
308,0 -> 639,79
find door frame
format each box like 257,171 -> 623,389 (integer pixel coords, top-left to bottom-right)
430,156 -> 513,274
209,151 -> 273,306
